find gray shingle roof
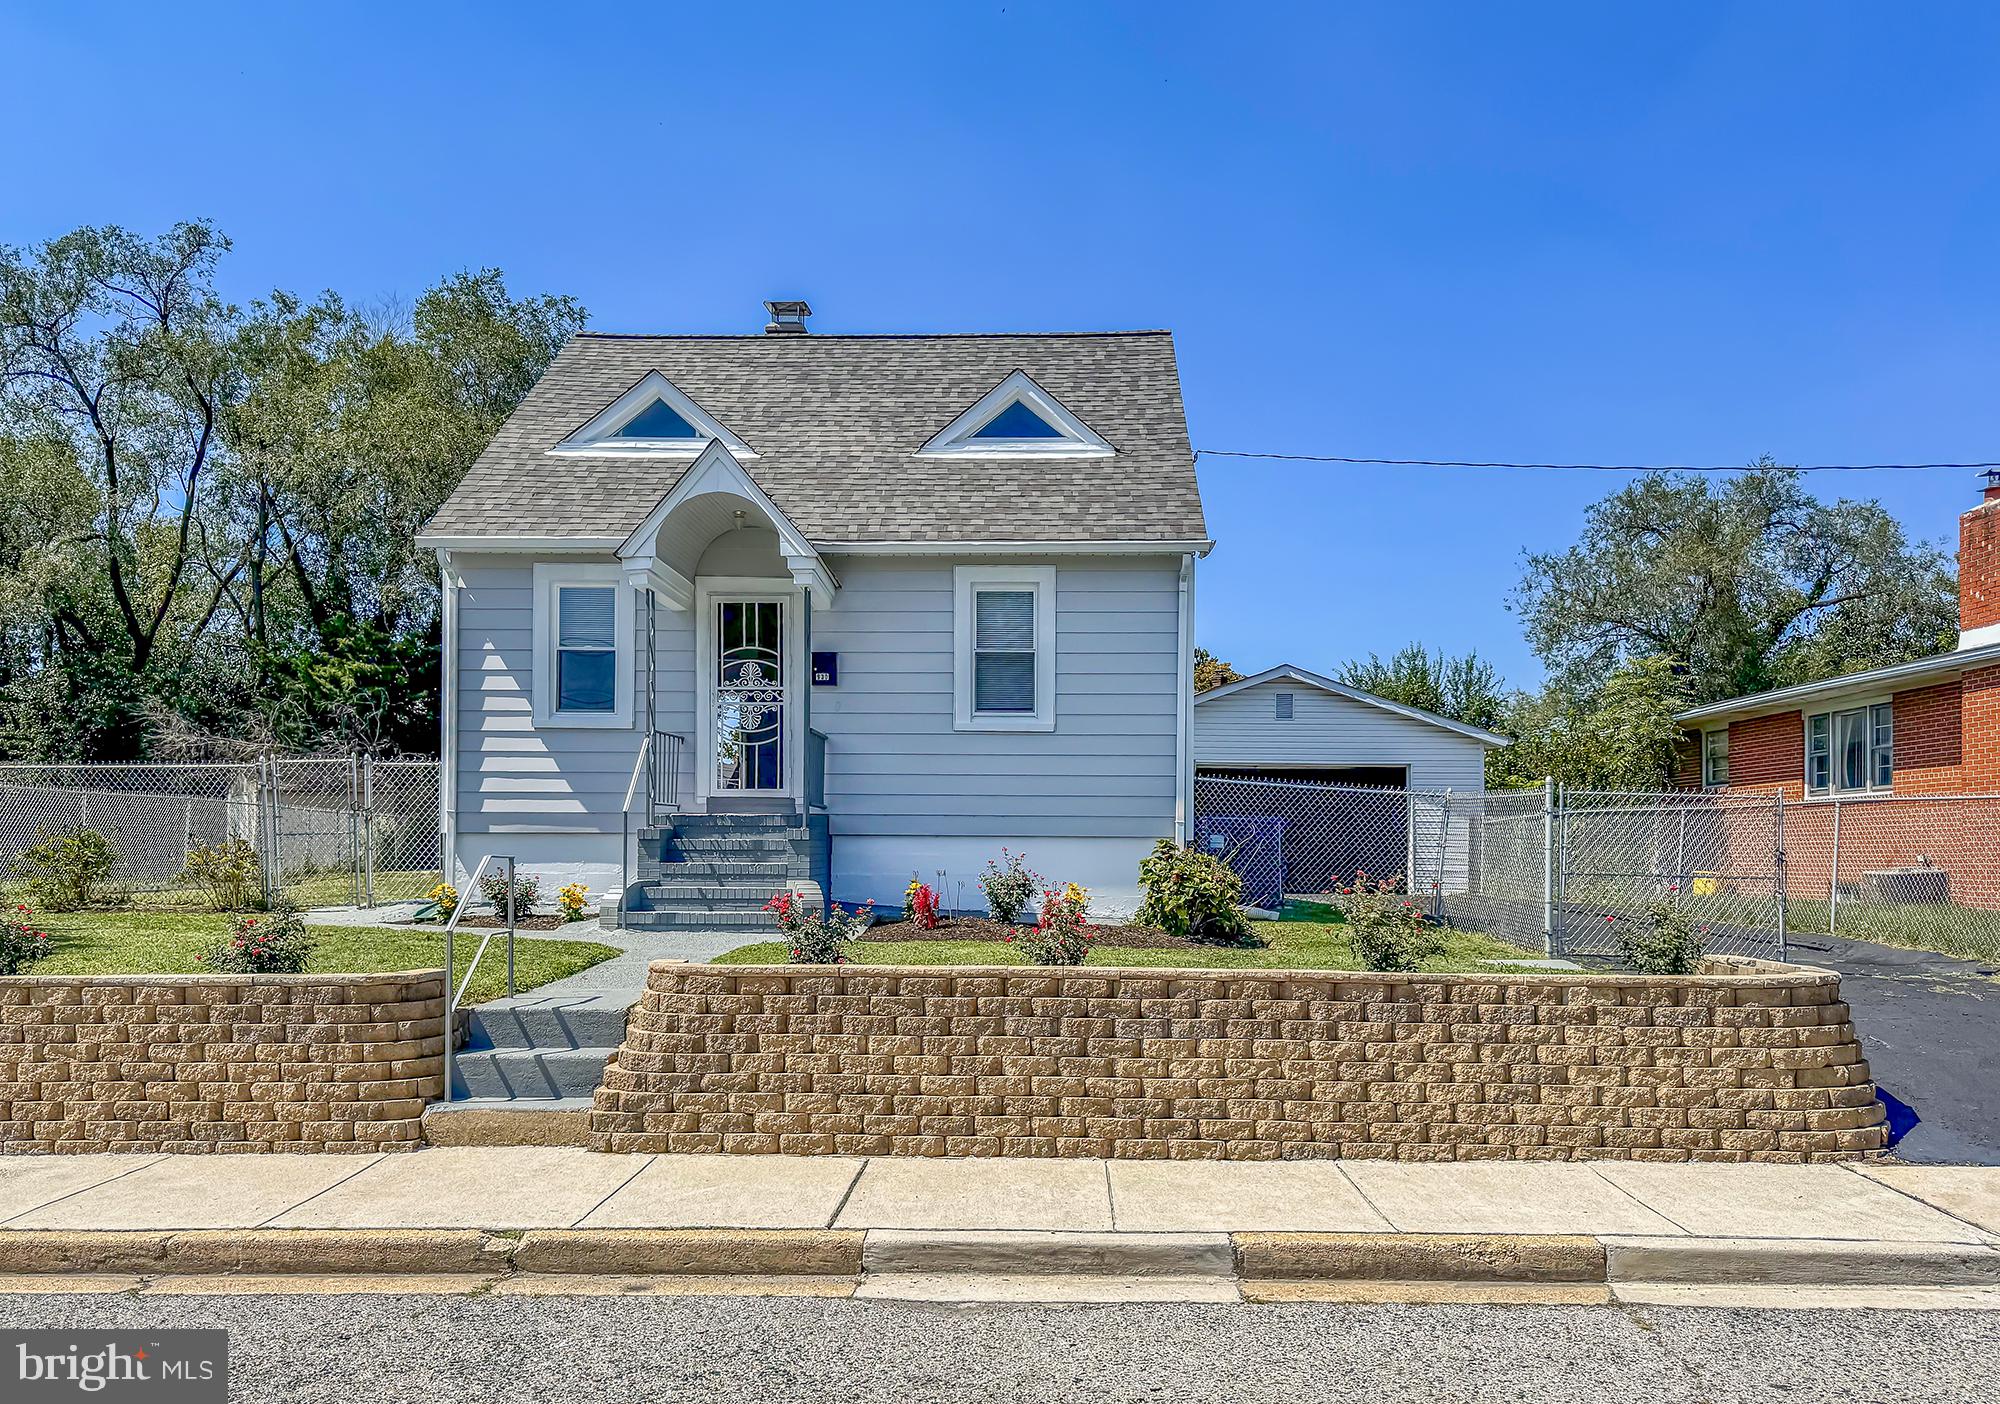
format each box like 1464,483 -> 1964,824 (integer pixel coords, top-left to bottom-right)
422,331 -> 1207,546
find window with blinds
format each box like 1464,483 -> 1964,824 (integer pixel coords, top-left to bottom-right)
973,588 -> 1036,713
555,585 -> 617,712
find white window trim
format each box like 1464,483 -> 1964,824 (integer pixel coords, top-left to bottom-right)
1702,726 -> 1728,788
953,565 -> 1057,732
920,370 -> 1113,459
548,369 -> 757,460
1804,696 -> 1893,798
532,563 -> 633,729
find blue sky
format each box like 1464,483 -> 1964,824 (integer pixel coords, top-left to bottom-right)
6,3 -> 1997,689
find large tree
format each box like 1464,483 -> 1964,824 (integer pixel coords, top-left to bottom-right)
1513,463 -> 1956,705
0,221 -> 583,759
1336,643 -> 1508,733
1492,656 -> 1689,791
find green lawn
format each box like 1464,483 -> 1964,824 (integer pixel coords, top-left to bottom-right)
713,920 -> 1537,972
113,868 -> 444,913
24,910 -> 619,1005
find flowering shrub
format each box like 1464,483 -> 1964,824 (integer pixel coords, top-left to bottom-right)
201,904 -> 315,974
765,890 -> 874,963
14,826 -> 118,912
1135,840 -> 1256,946
979,848 -> 1041,923
1006,885 -> 1094,966
1611,888 -> 1707,975
0,905 -> 51,976
426,882 -> 460,921
1338,870 -> 1443,972
904,876 -> 941,930
478,869 -> 542,917
558,882 -> 590,922
179,838 -> 260,912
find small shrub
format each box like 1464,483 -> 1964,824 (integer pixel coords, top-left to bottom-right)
1007,884 -> 1094,966
1612,889 -> 1707,975
180,838 -> 260,912
1135,840 -> 1257,946
979,848 -> 1040,923
557,881 -> 590,922
1339,870 -> 1444,972
904,876 -> 941,930
14,826 -> 118,912
478,868 -> 542,917
0,905 -> 52,976
200,904 -> 315,974
426,882 -> 460,921
765,890 -> 874,963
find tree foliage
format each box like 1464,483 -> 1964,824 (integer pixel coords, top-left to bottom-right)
1336,643 -> 1509,733
0,222 -> 585,759
1513,463 -> 1955,706
1492,656 -> 1690,791
1193,646 -> 1241,693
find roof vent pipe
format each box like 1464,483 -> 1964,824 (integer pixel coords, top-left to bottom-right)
764,300 -> 811,335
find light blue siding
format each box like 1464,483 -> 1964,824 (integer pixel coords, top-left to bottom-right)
810,556 -> 1183,840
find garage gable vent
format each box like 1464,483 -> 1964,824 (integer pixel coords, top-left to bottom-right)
1274,691 -> 1294,721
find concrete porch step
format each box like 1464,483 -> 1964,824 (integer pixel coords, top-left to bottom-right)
463,993 -> 633,1051
449,1046 -> 619,1100
637,858 -> 791,881
639,883 -> 777,905
658,836 -> 809,857
618,908 -> 776,932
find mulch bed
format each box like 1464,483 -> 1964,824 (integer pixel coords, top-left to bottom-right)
863,915 -> 1199,949
438,914 -> 581,931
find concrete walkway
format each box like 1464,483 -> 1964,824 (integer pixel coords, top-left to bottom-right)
5,1151 -> 1998,1241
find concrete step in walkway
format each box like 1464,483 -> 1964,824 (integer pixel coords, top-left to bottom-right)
443,992 -> 633,1109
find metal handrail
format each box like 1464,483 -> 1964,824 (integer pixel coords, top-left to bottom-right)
619,736 -> 650,921
440,853 -> 517,1103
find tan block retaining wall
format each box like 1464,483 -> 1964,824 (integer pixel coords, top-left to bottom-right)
1,970 -> 446,1154
590,960 -> 1888,1162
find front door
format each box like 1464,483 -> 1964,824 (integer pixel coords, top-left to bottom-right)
711,597 -> 789,793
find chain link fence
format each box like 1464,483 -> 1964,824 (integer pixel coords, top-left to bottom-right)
0,755 -> 439,911
1196,774 -> 2000,963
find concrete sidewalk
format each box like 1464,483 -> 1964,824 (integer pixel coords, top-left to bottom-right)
6,1151 -> 2000,1304
4,1150 -> 1998,1239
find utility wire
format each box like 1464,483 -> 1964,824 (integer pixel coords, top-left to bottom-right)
1194,450 -> 2000,473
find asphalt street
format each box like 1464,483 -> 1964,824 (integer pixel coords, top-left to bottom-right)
1786,931 -> 2000,1164
10,1292 -> 1998,1404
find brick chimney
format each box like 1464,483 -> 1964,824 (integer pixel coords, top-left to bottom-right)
1960,470 -> 2000,649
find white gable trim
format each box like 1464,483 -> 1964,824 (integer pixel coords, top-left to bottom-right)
1195,663 -> 1511,747
549,369 -> 757,459
617,439 -> 837,606
918,369 -> 1114,459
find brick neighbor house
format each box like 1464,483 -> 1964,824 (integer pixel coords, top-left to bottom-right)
1673,477 -> 2000,910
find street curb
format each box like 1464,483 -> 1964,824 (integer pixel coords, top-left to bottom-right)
1602,1236 -> 2000,1287
862,1231 -> 1235,1278
512,1230 -> 863,1277
0,1231 -> 510,1276
4,1229 -> 1996,1291
1234,1233 -> 1608,1283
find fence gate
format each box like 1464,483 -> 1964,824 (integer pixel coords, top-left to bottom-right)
1553,789 -> 1786,961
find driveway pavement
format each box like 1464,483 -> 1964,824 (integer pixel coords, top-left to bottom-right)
1785,932 -> 2000,1165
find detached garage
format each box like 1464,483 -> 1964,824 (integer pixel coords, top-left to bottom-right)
1192,664 -> 1508,902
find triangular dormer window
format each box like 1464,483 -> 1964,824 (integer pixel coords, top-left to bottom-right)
919,370 -> 1113,458
551,370 -> 756,458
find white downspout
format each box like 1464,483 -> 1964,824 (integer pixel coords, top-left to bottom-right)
1175,552 -> 1195,844
436,549 -> 461,886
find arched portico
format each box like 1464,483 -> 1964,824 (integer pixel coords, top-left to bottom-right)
616,441 -> 835,816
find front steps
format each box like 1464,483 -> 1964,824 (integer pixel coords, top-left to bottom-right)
617,811 -> 831,932
425,992 -> 631,1145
